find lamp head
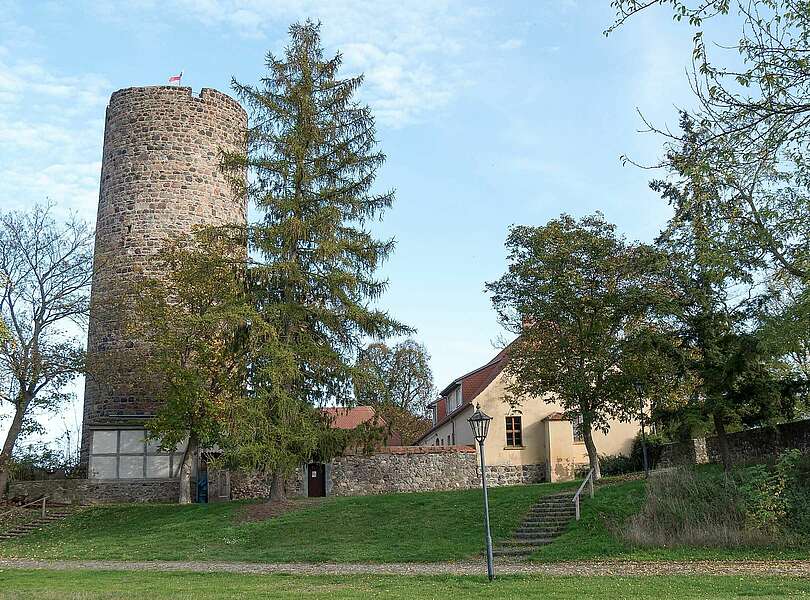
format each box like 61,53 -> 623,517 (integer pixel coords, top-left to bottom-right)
468,403 -> 492,444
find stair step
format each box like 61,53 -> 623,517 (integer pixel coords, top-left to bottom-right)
516,527 -> 566,536
514,531 -> 562,539
523,519 -> 571,525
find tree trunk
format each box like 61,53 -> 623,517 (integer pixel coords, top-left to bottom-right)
178,435 -> 199,505
269,471 -> 286,502
0,401 -> 27,499
713,413 -> 732,473
582,422 -> 602,481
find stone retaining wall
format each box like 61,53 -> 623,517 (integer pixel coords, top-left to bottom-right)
658,419 -> 810,468
8,479 -> 179,505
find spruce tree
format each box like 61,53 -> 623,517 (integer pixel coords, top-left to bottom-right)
224,21 -> 408,499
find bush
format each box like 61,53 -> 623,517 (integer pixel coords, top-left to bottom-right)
599,432 -> 668,476
9,443 -> 83,481
599,454 -> 637,476
623,466 -> 777,547
624,451 -> 810,548
735,464 -> 787,534
776,450 -> 810,535
630,431 -> 667,469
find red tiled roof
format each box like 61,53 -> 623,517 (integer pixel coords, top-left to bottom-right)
322,406 -> 383,430
416,341 -> 515,444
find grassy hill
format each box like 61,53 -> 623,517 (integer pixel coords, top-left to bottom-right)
0,483 -> 575,563
2,467 -> 808,564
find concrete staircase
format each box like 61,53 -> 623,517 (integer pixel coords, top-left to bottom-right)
0,506 -> 76,541
493,492 -> 575,558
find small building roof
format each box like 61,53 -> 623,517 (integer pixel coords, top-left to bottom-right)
415,340 -> 515,444
322,406 -> 383,429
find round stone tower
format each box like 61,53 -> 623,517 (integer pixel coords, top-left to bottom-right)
80,86 -> 247,473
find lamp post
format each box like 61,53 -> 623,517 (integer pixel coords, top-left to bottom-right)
468,403 -> 494,581
633,381 -> 649,478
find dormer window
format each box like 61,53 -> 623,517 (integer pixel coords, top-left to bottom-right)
446,386 -> 463,412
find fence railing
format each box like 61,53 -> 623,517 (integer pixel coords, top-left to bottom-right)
0,495 -> 49,522
572,468 -> 595,521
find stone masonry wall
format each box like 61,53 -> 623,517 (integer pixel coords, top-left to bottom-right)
329,446 -> 479,496
81,86 -> 248,463
658,419 -> 810,468
327,446 -> 546,497
8,479 -> 179,505
231,450 -> 548,499
231,469 -> 304,500
486,463 -> 546,487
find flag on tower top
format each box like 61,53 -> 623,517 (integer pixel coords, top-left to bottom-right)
168,71 -> 183,85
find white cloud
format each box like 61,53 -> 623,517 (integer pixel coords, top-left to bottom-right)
0,16 -> 110,218
95,0 -> 485,127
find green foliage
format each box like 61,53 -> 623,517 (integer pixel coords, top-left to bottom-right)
609,1 -> 810,282
8,442 -> 80,481
600,432 -> 668,476
0,203 -> 93,496
735,464 -> 788,534
598,454 -> 638,477
624,455 -> 810,548
127,226 -> 270,501
649,114 -> 802,465
222,21 -> 409,490
775,449 -> 810,534
486,212 -> 668,477
353,339 -> 434,444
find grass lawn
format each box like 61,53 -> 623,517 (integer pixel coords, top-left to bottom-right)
531,476 -> 810,562
0,483 -> 576,563
1,570 -> 809,599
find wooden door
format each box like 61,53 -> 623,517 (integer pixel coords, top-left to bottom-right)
207,469 -> 231,502
307,463 -> 325,497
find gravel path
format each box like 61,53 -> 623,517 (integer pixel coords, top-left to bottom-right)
1,558 -> 809,577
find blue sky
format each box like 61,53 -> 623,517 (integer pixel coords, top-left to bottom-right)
1,0 -> 739,444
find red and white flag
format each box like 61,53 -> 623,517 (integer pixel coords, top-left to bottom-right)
168,71 -> 183,85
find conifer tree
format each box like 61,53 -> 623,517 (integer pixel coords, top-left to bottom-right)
224,21 -> 408,500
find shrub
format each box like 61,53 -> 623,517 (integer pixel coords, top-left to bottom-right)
735,464 -> 787,534
599,454 -> 636,476
630,431 -> 667,469
599,432 -> 668,476
777,450 -> 810,535
623,467 -> 778,547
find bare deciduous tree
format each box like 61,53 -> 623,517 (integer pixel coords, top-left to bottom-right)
0,204 -> 93,496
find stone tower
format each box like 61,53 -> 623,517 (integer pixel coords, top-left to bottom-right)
80,86 -> 247,477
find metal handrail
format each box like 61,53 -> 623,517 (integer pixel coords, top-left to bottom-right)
572,469 -> 594,521
0,496 -> 49,521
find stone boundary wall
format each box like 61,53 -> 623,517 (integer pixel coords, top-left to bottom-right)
231,469 -> 304,500
329,445 -> 479,496
229,448 -> 548,500
486,463 -> 546,487
8,479 -> 179,505
658,419 -> 810,468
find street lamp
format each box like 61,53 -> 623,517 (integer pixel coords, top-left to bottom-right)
468,403 -> 494,581
633,381 -> 649,478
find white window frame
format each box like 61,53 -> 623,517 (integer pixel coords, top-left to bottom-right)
89,429 -> 186,480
